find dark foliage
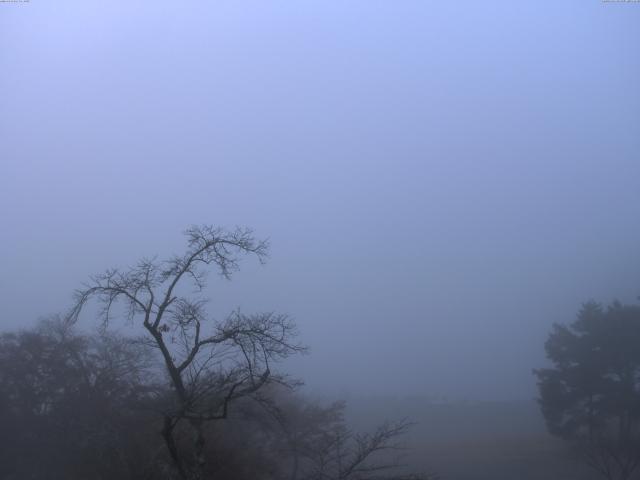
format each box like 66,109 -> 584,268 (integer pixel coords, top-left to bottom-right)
534,301 -> 640,480
0,318 -> 163,480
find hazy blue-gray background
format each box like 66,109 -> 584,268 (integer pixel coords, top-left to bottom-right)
1,0 -> 639,401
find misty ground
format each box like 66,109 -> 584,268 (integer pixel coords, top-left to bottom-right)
344,397 -> 599,480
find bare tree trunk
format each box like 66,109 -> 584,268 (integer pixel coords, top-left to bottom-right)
191,419 -> 207,480
289,436 -> 299,480
162,416 -> 187,480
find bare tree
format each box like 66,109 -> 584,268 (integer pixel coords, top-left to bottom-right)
67,225 -> 306,480
298,418 -> 435,480
257,391 -> 437,480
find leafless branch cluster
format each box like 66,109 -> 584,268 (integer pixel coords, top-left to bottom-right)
583,435 -> 640,480
299,419 -> 428,480
261,396 -> 436,480
65,225 -> 303,479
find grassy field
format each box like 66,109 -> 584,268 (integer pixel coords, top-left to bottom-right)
344,397 -> 600,480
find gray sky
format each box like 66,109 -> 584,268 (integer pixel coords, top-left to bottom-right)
1,1 -> 639,401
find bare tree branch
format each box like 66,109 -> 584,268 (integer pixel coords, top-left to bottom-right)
65,225 -> 302,479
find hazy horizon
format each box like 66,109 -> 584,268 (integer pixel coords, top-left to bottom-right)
2,1 -> 639,401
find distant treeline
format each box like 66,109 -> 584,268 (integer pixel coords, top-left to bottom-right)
0,318 -> 432,480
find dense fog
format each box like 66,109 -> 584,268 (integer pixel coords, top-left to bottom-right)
1,2 -> 639,479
